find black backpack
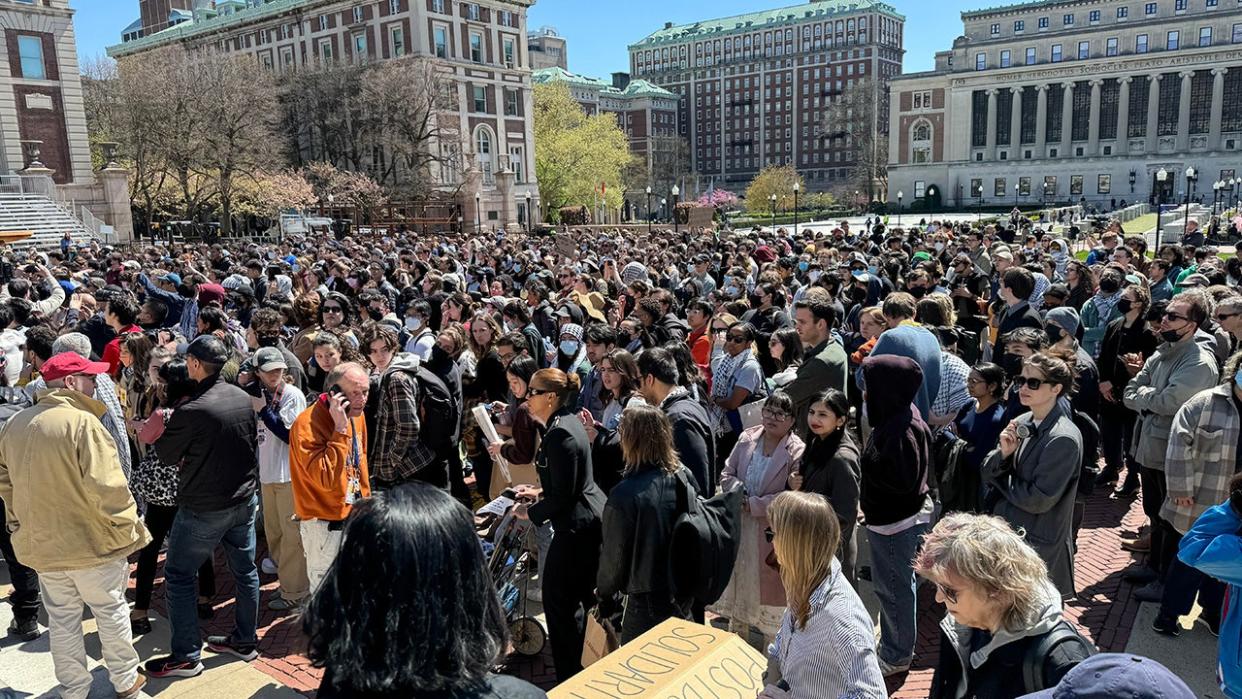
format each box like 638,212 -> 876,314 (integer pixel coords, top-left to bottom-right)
668,469 -> 742,606
1022,620 -> 1096,692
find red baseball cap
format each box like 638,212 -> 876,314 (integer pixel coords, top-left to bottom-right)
41,352 -> 110,382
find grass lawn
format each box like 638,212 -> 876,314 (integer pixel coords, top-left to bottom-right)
1122,213 -> 1159,233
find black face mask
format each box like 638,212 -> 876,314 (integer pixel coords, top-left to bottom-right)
366,308 -> 384,321
1001,353 -> 1025,378
1116,299 -> 1133,314
749,294 -> 765,308
907,286 -> 927,299
850,286 -> 867,304
430,345 -> 450,364
1045,325 -> 1064,343
1160,327 -> 1186,343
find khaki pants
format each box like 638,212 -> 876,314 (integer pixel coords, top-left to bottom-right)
300,519 -> 343,594
261,481 -> 309,601
40,557 -> 140,699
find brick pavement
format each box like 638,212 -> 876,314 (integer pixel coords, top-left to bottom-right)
150,479 -> 1150,697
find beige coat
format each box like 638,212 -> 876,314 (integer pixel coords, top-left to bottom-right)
0,388 -> 150,572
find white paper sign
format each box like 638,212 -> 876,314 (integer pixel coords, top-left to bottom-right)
473,404 -> 510,480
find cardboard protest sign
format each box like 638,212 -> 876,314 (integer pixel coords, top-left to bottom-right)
549,618 -> 767,699
556,233 -> 577,257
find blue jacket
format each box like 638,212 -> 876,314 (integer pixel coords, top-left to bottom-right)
1179,502 -> 1242,699
138,274 -> 186,328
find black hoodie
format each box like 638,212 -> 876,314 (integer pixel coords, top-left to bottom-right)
859,355 -> 932,526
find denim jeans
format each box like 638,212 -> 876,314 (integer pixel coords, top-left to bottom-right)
867,521 -> 931,666
166,493 -> 260,660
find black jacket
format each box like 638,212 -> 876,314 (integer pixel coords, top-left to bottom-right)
742,305 -> 791,376
528,410 -> 606,532
659,313 -> 690,343
661,391 -> 715,495
931,619 -> 1092,699
156,374 -> 259,512
997,300 -> 1043,338
799,430 -> 861,537
1096,315 -> 1159,411
597,465 -> 686,599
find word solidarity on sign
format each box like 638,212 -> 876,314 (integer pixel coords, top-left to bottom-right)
550,618 -> 767,699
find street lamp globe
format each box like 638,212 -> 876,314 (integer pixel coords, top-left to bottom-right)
1186,166 -> 1196,180
671,184 -> 680,197
645,186 -> 652,195
1157,168 -> 1168,182
793,182 -> 800,193
897,190 -> 903,199
928,186 -> 936,196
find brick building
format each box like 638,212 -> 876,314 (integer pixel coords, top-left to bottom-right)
110,0 -> 540,230
887,0 -> 1242,210
627,0 -> 904,192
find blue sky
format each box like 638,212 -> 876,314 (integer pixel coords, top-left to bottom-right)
74,0 -> 955,74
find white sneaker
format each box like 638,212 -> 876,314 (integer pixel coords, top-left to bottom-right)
260,557 -> 278,576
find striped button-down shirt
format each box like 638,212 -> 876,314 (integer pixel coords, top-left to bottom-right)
768,559 -> 887,698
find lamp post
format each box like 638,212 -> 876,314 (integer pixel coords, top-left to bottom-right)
793,181 -> 800,238
1214,180 -> 1224,214
1129,169 -> 1137,194
926,186 -> 936,212
1184,166 -> 1197,236
525,192 -> 532,233
1232,177 -> 1240,211
660,198 -> 667,224
769,193 -> 777,230
854,190 -> 861,214
645,186 -> 652,235
1154,167 -> 1169,251
897,190 -> 903,225
474,191 -> 481,234
671,184 -> 680,234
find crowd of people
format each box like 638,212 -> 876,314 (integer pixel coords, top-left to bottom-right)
0,211 -> 1236,699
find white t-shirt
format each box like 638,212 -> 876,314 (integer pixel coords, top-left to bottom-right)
257,383 -> 307,484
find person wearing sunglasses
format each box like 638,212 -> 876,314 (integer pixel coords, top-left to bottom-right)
914,513 -> 1095,699
709,321 -> 765,467
1213,295 -> 1242,346
983,351 -> 1082,598
1096,283 -> 1158,498
1121,292 -> 1220,604
713,392 -> 804,650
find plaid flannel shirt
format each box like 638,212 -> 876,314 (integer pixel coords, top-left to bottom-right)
1164,383 -> 1240,533
370,369 -> 436,485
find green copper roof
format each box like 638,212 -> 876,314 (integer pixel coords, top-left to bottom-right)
961,0 -> 1069,19
532,67 -> 676,99
629,0 -> 903,49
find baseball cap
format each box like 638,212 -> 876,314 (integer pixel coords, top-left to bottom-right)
1020,653 -> 1194,699
184,335 -> 230,366
158,272 -> 182,286
252,347 -> 287,372
41,352 -> 110,382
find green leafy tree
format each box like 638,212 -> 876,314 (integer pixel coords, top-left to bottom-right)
533,82 -> 631,222
744,165 -> 806,214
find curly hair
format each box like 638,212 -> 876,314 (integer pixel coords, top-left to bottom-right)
914,512 -> 1051,632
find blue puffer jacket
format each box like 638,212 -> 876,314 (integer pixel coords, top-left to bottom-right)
1179,502 -> 1242,699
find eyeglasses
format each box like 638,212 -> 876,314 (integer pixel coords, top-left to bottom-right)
966,376 -> 987,386
762,408 -> 792,420
763,526 -> 775,543
1018,376 -> 1052,391
936,582 -> 960,604
1162,311 -> 1189,322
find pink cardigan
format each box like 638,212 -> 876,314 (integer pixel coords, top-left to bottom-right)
720,425 -> 805,606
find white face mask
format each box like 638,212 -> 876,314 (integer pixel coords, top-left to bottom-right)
405,317 -> 421,331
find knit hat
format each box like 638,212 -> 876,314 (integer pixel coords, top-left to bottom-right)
621,261 -> 648,285
1045,306 -> 1080,336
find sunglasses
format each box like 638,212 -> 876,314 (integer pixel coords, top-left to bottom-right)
936,582 -> 960,604
1162,311 -> 1189,322
323,306 -> 343,313
1017,376 -> 1052,390
711,327 -> 729,333
725,334 -> 748,343
527,388 -> 554,397
764,526 -> 775,543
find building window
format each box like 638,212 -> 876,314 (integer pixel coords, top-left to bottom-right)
1106,37 -> 1118,55
433,26 -> 448,58
1038,16 -> 1049,28
472,85 -> 487,112
319,39 -> 333,63
1089,9 -> 1101,22
994,178 -> 1007,197
319,15 -> 328,31
1014,20 -> 1025,31
1175,0 -> 1187,9
1070,175 -> 1084,195
475,127 -> 493,181
1207,0 -> 1218,6
1167,30 -> 1180,49
1117,6 -> 1129,18
1019,177 -> 1031,195
352,6 -> 363,23
1051,44 -> 1063,62
1000,49 -> 1011,67
390,26 -> 405,57
504,88 -> 518,116
991,23 -> 1000,35
1026,46 -> 1036,64
503,37 -> 515,67
975,52 -> 986,70
1137,33 -> 1149,52
431,0 -> 444,11
470,32 -> 483,62
970,178 -> 983,198
352,33 -> 367,61
1063,13 -> 1075,24
389,0 -> 400,14
1234,23 -> 1242,42
1200,26 -> 1213,45
16,35 -> 44,80
1146,2 -> 1158,14
467,3 -> 480,21
508,145 -> 524,183
912,121 -> 931,141
1078,41 -> 1089,58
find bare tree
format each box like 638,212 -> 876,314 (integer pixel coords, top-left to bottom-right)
817,77 -> 889,202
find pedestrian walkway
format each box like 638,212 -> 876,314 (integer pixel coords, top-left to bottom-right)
0,481 -> 1223,697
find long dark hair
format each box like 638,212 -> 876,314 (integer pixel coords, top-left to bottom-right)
303,484 -> 508,695
158,358 -> 197,407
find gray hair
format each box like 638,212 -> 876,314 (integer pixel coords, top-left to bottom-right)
52,332 -> 91,359
324,361 -> 368,389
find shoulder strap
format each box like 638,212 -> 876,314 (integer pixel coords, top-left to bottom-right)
1023,622 -> 1087,693
673,468 -> 692,516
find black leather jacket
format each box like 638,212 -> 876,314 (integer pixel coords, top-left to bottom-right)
597,465 -> 686,599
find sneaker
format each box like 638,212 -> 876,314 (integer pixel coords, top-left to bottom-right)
267,597 -> 303,612
1121,564 -> 1159,584
143,655 -> 204,678
260,557 -> 278,576
116,673 -> 147,699
1121,535 -> 1151,553
1117,475 -> 1141,497
1196,615 -> 1221,637
1095,469 -> 1120,486
129,616 -> 152,637
6,617 -> 39,641
1152,613 -> 1181,637
1134,580 -> 1166,603
206,635 -> 259,661
877,656 -> 911,678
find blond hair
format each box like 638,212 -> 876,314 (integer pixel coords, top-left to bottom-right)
769,491 -> 841,630
618,403 -> 680,476
913,513 -> 1050,631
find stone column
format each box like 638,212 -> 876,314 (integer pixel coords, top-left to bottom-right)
985,88 -> 998,160
1176,70 -> 1193,151
1060,82 -> 1074,154
495,167 -> 519,230
1035,84 -> 1049,154
1087,79 -> 1103,155
99,166 -> 135,244
1010,86 -> 1023,154
1209,67 -> 1228,150
1146,74 -> 1161,153
1117,77 -> 1132,154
